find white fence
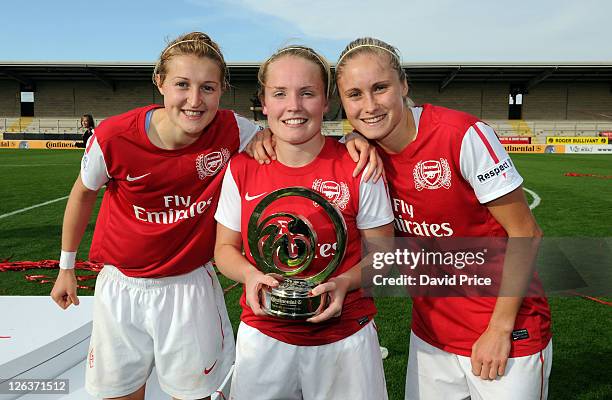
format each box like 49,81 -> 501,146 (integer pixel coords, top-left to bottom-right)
0,118 -> 103,135
487,120 -> 612,138
2,117 -> 611,138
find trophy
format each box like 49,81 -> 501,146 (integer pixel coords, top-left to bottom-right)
247,187 -> 347,319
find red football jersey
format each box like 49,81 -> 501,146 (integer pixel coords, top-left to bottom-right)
215,138 -> 394,346
381,104 -> 551,357
81,105 -> 260,277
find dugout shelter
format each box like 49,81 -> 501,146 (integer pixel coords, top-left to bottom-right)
1,61 -> 612,140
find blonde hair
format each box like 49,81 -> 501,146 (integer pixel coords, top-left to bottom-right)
153,32 -> 229,90
257,45 -> 332,99
336,37 -> 414,107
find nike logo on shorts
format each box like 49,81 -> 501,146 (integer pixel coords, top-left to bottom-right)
126,173 -> 151,182
245,192 -> 267,201
203,359 -> 218,375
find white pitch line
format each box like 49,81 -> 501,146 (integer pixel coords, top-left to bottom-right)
523,188 -> 541,210
0,196 -> 69,220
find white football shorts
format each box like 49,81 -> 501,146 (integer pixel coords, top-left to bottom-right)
229,321 -> 388,400
85,262 -> 235,400
405,331 -> 552,400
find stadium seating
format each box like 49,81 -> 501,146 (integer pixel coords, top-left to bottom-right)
1,117 -> 611,143
0,118 -> 102,135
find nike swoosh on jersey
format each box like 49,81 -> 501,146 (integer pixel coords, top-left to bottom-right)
126,173 -> 151,182
245,192 -> 267,201
203,359 -> 218,375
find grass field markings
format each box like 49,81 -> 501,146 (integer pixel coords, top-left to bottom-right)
0,195 -> 69,220
524,187 -> 541,210
0,163 -> 76,167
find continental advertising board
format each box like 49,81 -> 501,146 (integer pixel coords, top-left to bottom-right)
0,140 -> 80,149
503,144 -> 565,153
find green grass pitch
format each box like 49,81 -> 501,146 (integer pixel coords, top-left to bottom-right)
0,149 -> 610,399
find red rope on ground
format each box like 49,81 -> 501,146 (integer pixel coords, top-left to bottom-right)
564,172 -> 612,179
0,260 -> 103,272
0,259 -> 242,293
0,260 -> 103,290
565,291 -> 612,306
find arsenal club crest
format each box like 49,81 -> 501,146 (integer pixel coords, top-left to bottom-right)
312,179 -> 350,210
196,148 -> 231,180
413,158 -> 452,191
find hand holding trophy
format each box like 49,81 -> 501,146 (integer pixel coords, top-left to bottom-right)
247,187 -> 347,320
242,266 -> 279,316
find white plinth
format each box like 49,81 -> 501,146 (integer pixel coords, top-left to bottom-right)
0,296 -> 231,400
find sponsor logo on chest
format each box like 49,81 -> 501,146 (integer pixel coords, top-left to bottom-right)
413,158 -> 452,191
196,148 -> 231,179
392,197 -> 454,237
312,179 -> 350,210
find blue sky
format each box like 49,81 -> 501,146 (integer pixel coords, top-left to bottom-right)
2,0 -> 611,63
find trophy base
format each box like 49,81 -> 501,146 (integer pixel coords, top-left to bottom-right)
262,278 -> 326,319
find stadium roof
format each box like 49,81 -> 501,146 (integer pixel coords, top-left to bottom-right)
1,61 -> 611,92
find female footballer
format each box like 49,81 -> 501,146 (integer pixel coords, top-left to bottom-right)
335,37 -> 553,400
214,45 -> 394,400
